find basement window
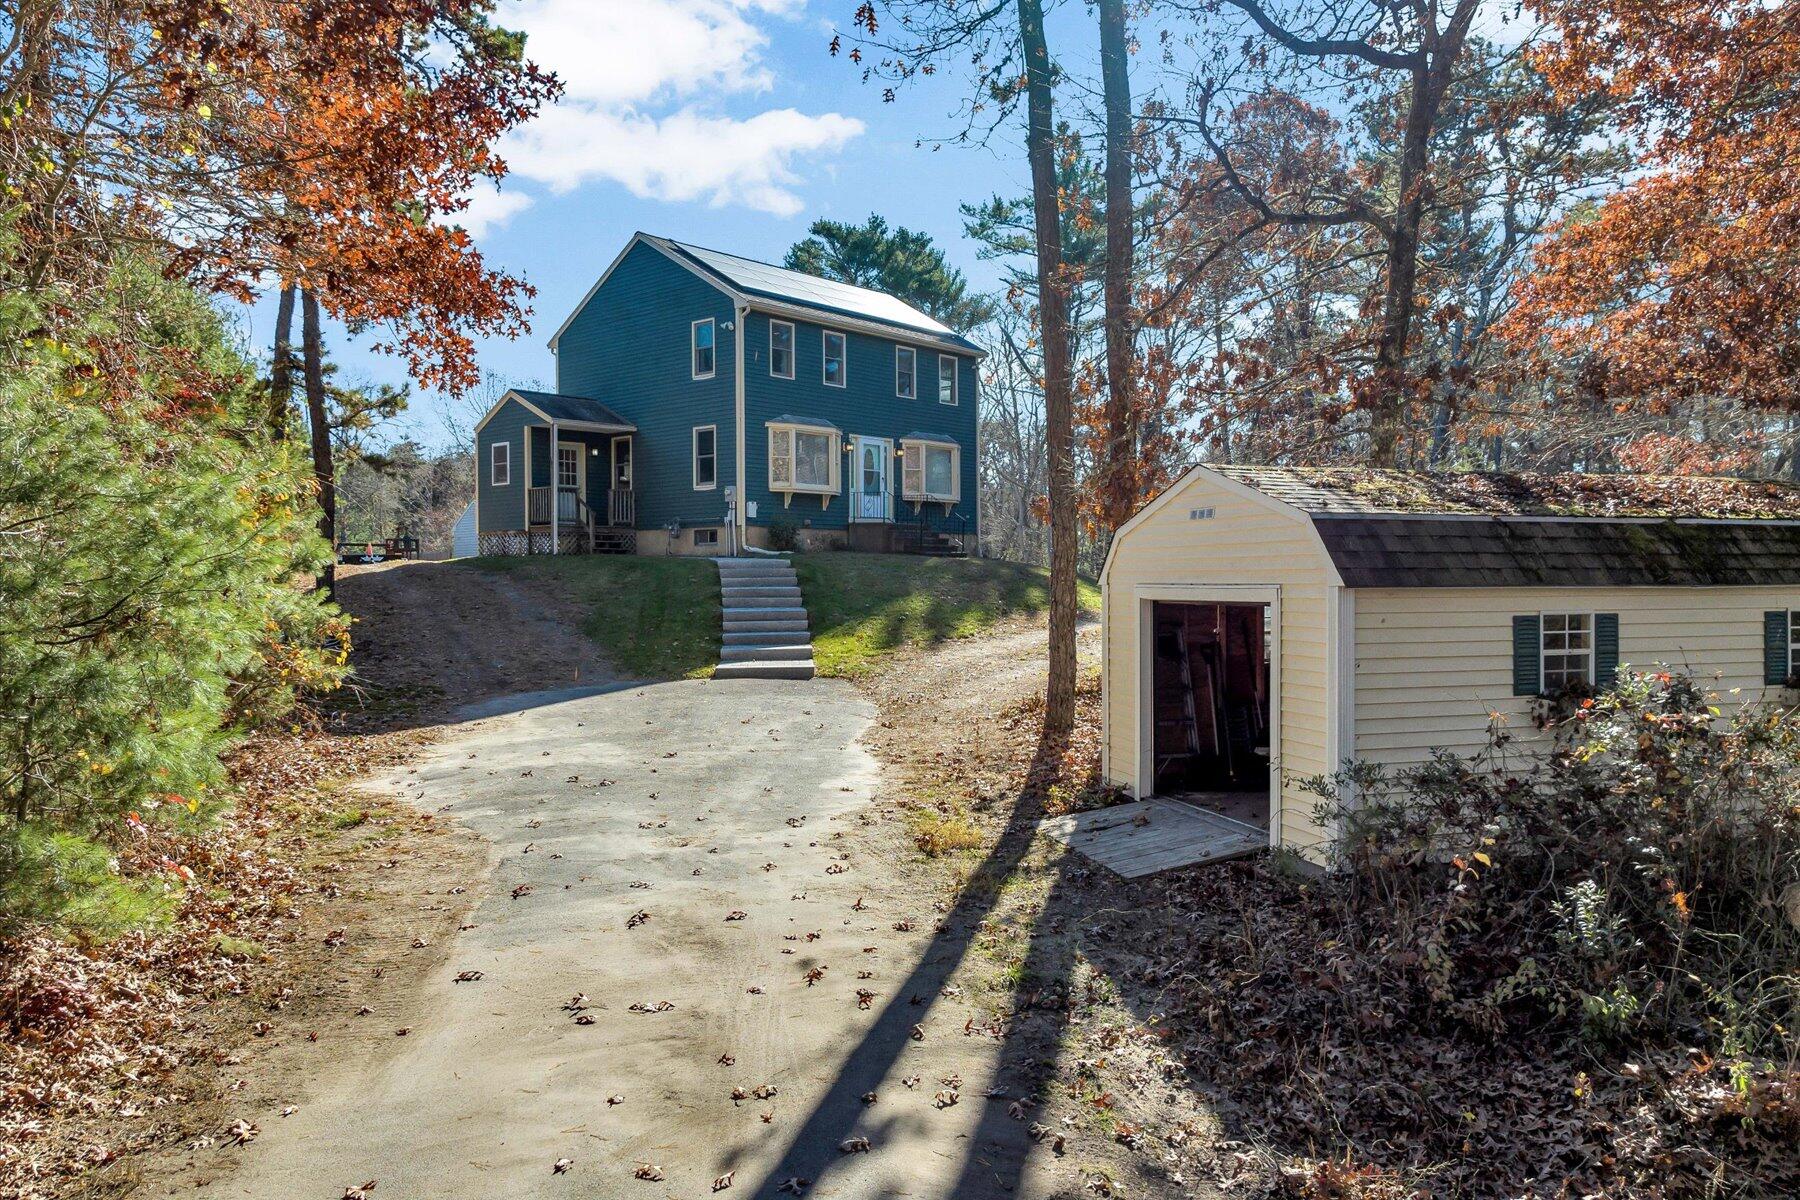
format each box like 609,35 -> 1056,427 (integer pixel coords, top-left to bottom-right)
693,527 -> 720,547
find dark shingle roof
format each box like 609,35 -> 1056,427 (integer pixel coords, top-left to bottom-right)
1213,465 -> 1800,519
511,390 -> 635,430
1314,516 -> 1800,588
649,235 -> 982,353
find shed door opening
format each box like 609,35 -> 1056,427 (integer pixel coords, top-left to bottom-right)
1151,601 -> 1271,828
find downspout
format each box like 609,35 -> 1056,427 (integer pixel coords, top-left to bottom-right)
734,301 -> 749,554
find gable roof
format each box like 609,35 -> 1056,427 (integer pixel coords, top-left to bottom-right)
547,232 -> 984,356
1210,465 -> 1800,520
473,389 -> 636,435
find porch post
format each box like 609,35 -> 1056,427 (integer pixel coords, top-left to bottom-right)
550,420 -> 560,554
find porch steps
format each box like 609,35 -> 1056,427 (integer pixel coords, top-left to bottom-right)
711,558 -> 815,681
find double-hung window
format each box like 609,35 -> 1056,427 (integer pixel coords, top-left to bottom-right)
938,354 -> 958,405
490,441 -> 510,486
1789,611 -> 1800,677
768,422 -> 840,496
1540,613 -> 1594,692
692,318 -> 716,379
822,330 -> 847,387
900,438 -> 960,504
769,320 -> 795,379
692,425 -> 717,490
896,347 -> 917,399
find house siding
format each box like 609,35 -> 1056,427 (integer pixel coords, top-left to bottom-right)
1102,473 -> 1339,854
553,241 -> 737,532
1352,585 -> 1800,767
475,396 -> 533,533
741,309 -> 979,536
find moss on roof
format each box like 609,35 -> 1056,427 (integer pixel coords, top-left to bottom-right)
1210,466 -> 1800,519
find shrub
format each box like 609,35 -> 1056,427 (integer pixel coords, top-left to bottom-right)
766,516 -> 799,552
1311,668 -> 1800,1053
0,250 -> 346,919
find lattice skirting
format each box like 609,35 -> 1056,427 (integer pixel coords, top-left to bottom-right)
478,529 -> 633,556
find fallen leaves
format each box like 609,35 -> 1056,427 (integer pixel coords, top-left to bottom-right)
724,909 -> 748,921
453,970 -> 484,983
712,1170 -> 736,1191
225,1118 -> 259,1146
343,1182 -> 378,1200
552,1157 -> 573,1174
839,1135 -> 871,1153
633,1162 -> 664,1181
626,1000 -> 675,1014
510,883 -> 534,900
625,909 -> 650,929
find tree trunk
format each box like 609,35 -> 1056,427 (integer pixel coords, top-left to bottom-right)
1367,69 -> 1433,467
301,288 -> 336,594
1098,0 -> 1137,535
1018,0 -> 1078,740
269,284 -> 297,438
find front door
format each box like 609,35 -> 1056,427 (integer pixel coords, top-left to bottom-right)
854,436 -> 890,521
556,443 -> 584,522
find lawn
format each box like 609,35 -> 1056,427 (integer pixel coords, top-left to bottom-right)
472,552 -> 1096,681
474,555 -> 720,679
794,553 -> 1099,677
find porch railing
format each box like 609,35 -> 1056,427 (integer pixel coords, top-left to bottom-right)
529,485 -> 634,529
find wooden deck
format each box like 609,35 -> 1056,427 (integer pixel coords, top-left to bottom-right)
1040,797 -> 1266,878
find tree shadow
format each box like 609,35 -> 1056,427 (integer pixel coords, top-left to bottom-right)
740,726 -> 1079,1197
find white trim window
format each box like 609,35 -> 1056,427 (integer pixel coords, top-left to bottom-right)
768,422 -> 840,495
938,354 -> 958,405
692,425 -> 717,490
900,438 -> 960,503
822,330 -> 847,388
1787,610 -> 1800,678
769,319 -> 795,379
896,346 -> 917,399
490,440 -> 510,487
692,317 -> 716,379
1540,612 -> 1594,692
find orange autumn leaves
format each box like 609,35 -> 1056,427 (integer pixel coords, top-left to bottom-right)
1507,0 -> 1800,412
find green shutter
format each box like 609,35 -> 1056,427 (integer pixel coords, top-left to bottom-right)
1512,615 -> 1541,696
1595,613 -> 1619,687
1765,611 -> 1790,685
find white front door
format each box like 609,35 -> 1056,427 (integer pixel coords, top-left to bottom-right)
556,444 -> 584,522
855,436 -> 890,521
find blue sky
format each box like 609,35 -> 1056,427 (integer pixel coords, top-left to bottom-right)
240,0 -> 1085,449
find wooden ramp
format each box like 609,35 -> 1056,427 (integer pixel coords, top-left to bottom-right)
1040,798 -> 1265,878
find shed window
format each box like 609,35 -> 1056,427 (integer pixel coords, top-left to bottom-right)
692,318 -> 716,379
900,439 -> 960,503
1541,613 -> 1593,692
1790,610 -> 1800,675
770,320 -> 795,379
822,331 -> 847,387
896,346 -> 916,399
938,354 -> 958,405
768,424 -> 839,493
490,441 -> 510,487
692,425 -> 717,490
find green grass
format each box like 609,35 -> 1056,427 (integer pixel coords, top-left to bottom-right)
471,555 -> 721,679
793,553 -> 1100,677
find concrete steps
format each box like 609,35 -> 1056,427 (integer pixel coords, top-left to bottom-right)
711,557 -> 815,680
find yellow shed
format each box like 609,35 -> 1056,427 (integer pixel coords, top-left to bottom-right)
1100,466 -> 1800,861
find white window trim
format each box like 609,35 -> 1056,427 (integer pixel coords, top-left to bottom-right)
938,353 -> 958,405
692,317 -> 717,380
899,438 -> 961,504
769,319 -> 795,380
490,440 -> 510,487
896,346 -> 917,399
822,329 -> 847,388
1787,609 -> 1800,679
1539,610 -> 1596,692
768,422 -> 842,498
692,424 -> 718,491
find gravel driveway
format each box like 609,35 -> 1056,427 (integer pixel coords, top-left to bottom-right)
181,676 -> 1062,1200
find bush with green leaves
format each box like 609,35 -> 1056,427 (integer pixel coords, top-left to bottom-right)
0,250 -> 346,913
1312,669 -> 1800,1053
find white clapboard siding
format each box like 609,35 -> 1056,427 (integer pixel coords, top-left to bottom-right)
1353,585 -> 1800,768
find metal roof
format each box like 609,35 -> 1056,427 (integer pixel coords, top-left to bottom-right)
1211,465 -> 1800,520
1313,515 -> 1800,588
511,390 -> 635,430
649,236 -> 981,352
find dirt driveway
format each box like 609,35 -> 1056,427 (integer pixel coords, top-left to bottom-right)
151,672 -> 1077,1200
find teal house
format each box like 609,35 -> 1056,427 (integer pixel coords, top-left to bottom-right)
472,233 -> 983,557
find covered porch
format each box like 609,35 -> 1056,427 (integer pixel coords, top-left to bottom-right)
481,391 -> 639,556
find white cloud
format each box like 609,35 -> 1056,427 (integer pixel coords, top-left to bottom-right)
492,0 -> 861,217
455,185 -> 536,236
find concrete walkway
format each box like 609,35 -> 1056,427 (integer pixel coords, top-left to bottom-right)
182,678 -> 1054,1200
713,557 -> 816,680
